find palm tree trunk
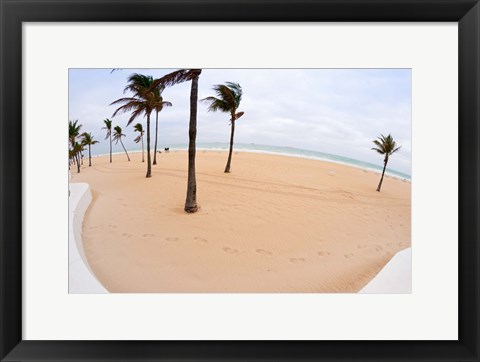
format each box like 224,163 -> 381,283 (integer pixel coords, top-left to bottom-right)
224,119 -> 235,173
146,113 -> 152,177
141,135 -> 145,162
184,71 -> 200,213
120,139 -> 130,161
376,159 -> 388,192
109,133 -> 112,163
88,145 -> 92,167
153,111 -> 159,165
76,154 -> 81,173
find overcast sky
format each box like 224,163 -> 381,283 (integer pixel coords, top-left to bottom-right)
69,68 -> 411,174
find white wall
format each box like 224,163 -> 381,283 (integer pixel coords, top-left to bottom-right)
69,182 -> 108,294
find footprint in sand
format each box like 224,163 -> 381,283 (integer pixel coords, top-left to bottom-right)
358,244 -> 383,252
194,237 -> 208,243
317,251 -> 331,257
122,233 -> 132,238
108,224 -> 117,229
223,247 -> 239,254
166,237 -> 179,241
290,257 -> 305,263
143,233 -> 155,238
256,249 -> 272,256
344,253 -> 354,259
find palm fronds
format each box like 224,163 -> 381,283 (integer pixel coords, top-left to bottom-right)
371,134 -> 401,160
81,132 -> 99,146
133,123 -> 144,143
113,126 -> 126,144
201,82 -> 243,118
149,69 -> 201,90
102,119 -> 113,139
69,119 -> 82,146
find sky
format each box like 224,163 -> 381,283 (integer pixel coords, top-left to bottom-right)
69,68 -> 411,174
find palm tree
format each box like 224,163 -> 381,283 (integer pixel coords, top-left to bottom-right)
102,119 -> 113,163
113,126 -> 130,161
68,120 -> 83,171
202,82 -> 244,173
71,142 -> 85,173
150,69 -> 202,213
68,119 -> 82,148
81,132 -> 99,167
152,85 -> 172,166
111,74 -> 156,177
371,134 -> 401,192
133,123 -> 145,162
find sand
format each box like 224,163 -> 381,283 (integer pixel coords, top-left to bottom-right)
70,150 -> 411,293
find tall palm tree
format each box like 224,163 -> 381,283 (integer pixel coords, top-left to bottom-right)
150,69 -> 202,213
102,118 -> 113,163
113,126 -> 130,161
152,85 -> 172,166
371,134 -> 401,192
81,132 -> 99,167
111,74 -> 156,177
133,123 -> 145,162
202,82 -> 244,173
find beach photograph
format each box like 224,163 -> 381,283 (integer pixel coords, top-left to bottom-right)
68,68 -> 411,293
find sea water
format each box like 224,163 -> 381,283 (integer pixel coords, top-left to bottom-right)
174,142 -> 410,180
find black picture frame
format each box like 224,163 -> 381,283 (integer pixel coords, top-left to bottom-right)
1,0 -> 479,361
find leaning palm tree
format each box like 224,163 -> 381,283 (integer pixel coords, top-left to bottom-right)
81,132 -> 99,167
102,118 -> 113,163
150,69 -> 202,213
371,134 -> 401,192
133,123 -> 145,162
111,73 -> 156,177
113,126 -> 130,161
152,85 -> 172,166
202,82 -> 244,173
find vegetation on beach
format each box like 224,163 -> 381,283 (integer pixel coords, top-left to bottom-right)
150,69 -> 202,213
371,134 -> 401,192
69,120 -> 99,172
69,120 -> 83,173
111,74 -> 165,178
81,132 -> 99,167
102,119 -> 113,163
202,82 -> 244,173
113,126 -> 130,161
133,123 -> 145,162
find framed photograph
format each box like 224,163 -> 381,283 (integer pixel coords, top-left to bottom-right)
1,0 -> 479,361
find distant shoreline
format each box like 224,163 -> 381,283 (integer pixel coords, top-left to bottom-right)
89,144 -> 411,181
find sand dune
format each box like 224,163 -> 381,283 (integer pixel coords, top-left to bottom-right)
70,150 -> 411,293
